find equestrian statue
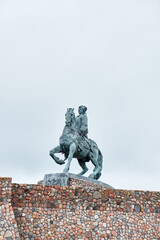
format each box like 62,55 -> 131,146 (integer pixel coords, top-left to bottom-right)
49,106 -> 103,180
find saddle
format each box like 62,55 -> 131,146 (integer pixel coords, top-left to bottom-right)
77,133 -> 93,152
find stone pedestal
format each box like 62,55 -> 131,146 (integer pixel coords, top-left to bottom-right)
42,173 -> 69,186
42,173 -> 114,189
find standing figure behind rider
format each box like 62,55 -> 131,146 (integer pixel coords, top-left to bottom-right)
76,106 -> 88,137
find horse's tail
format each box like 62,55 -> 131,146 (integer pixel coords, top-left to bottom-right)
96,149 -> 103,180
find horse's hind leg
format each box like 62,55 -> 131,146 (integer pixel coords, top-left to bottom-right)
78,159 -> 88,175
89,149 -> 101,179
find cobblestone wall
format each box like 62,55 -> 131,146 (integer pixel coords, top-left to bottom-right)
0,176 -> 160,239
0,178 -> 20,240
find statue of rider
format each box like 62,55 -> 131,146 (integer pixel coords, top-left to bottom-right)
76,105 -> 88,137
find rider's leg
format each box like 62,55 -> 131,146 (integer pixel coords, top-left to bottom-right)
78,159 -> 88,175
63,142 -> 76,173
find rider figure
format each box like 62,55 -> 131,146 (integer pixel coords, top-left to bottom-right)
76,105 -> 88,137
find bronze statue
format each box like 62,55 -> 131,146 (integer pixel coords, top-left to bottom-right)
49,107 -> 103,180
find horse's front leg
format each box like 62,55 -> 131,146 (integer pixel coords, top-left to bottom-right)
63,143 -> 76,173
49,146 -> 65,165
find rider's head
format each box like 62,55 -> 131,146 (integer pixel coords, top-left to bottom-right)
78,105 -> 87,114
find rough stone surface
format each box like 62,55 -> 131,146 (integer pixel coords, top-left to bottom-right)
0,178 -> 20,240
69,173 -> 114,189
0,176 -> 160,239
4,230 -> 12,237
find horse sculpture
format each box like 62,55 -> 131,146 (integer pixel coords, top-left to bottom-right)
49,108 -> 103,180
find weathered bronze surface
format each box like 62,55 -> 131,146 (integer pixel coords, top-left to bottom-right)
49,107 -> 103,180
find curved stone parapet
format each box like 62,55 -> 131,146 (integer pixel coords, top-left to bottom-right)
0,176 -> 160,239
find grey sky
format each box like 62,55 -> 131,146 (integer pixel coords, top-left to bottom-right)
0,0 -> 160,191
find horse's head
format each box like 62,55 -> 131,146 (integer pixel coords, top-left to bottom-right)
65,108 -> 75,126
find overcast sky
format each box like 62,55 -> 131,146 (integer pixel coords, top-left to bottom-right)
0,0 -> 160,191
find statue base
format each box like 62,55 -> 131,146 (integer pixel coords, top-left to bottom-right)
42,173 -> 113,189
43,173 -> 69,186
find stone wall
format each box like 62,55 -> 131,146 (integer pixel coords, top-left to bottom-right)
0,176 -> 160,239
0,178 -> 20,240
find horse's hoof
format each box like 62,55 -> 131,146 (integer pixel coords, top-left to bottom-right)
88,173 -> 95,179
58,160 -> 65,165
